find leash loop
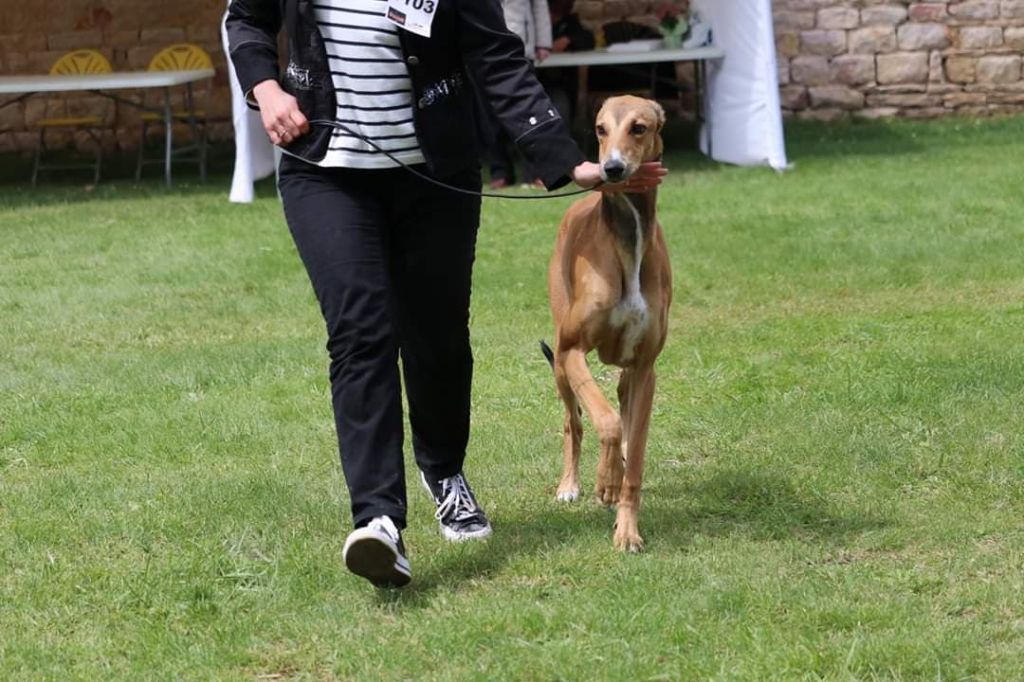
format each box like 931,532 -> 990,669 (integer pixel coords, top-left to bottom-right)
306,119 -> 602,201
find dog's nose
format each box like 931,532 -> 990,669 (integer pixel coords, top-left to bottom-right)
602,160 -> 626,182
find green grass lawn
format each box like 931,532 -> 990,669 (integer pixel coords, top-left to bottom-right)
2,116 -> 1024,679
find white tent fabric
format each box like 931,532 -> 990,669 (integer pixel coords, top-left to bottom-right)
695,0 -> 788,169
221,7 -> 278,203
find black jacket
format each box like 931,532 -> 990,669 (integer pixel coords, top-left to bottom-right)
225,0 -> 585,188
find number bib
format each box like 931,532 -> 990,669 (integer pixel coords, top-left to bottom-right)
384,0 -> 438,38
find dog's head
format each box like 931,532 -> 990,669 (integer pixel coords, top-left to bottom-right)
594,95 -> 665,183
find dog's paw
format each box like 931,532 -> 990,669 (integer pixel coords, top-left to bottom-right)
594,462 -> 623,506
556,488 -> 579,502
556,475 -> 580,502
613,508 -> 644,552
594,480 -> 621,506
613,529 -> 645,553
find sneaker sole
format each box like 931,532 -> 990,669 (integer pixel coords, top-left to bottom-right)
441,523 -> 493,542
342,529 -> 411,588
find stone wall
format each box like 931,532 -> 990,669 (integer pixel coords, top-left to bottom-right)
575,0 -> 1024,119
0,0 -> 232,155
775,1 -> 1024,120
2,1 -> 1021,157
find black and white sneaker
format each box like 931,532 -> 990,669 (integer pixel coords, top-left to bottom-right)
420,471 -> 493,542
342,516 -> 411,588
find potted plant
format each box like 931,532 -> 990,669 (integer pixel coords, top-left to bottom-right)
656,3 -> 689,49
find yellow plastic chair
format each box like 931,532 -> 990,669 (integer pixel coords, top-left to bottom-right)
135,44 -> 214,182
32,50 -> 113,186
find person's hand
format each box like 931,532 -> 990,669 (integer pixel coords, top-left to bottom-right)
608,162 -> 668,192
552,36 -> 572,53
535,47 -> 551,62
571,161 -> 668,193
253,79 -> 310,146
571,161 -> 602,189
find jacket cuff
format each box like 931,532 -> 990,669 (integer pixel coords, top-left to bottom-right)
229,41 -> 280,109
516,118 -> 586,190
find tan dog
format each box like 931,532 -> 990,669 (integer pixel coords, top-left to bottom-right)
546,95 -> 672,552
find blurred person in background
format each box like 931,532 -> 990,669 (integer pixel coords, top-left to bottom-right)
487,0 -> 553,189
538,0 -> 595,123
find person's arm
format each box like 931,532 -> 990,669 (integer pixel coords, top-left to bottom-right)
455,0 -> 583,189
224,0 -> 283,105
225,0 -> 308,145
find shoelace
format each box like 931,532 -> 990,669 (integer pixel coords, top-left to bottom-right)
434,475 -> 479,523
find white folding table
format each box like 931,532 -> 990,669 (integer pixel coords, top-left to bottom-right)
0,69 -> 215,187
536,45 -> 725,154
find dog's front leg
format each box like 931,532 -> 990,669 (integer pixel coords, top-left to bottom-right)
559,347 -> 624,505
553,349 -> 583,502
617,368 -> 634,465
614,366 -> 655,552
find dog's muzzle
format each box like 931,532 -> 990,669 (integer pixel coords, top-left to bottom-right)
601,159 -> 627,182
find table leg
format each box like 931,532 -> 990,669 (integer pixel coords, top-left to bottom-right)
185,82 -> 205,182
705,60 -> 713,159
576,64 -> 590,154
696,59 -> 712,160
692,60 -> 700,124
163,87 -> 173,187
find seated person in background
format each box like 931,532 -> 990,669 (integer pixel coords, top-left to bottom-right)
551,0 -> 595,54
488,0 -> 553,189
601,20 -> 660,44
538,0 -> 595,123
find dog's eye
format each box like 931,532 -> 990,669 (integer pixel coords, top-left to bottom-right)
596,124 -> 607,137
631,123 -> 648,135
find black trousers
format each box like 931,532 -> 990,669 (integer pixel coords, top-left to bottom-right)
277,154 -> 482,529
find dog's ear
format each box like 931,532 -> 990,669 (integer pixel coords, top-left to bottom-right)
651,101 -> 666,132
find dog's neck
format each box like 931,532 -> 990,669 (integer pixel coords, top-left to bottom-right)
600,187 -> 657,256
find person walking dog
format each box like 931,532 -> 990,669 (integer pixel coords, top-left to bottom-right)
225,0 -> 664,588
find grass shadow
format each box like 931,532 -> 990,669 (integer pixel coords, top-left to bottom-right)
643,468 -> 889,549
371,508 -> 606,609
370,467 -> 888,609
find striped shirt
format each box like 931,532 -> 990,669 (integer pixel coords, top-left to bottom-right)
311,0 -> 425,169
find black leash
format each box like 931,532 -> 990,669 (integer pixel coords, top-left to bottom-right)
307,119 -> 603,200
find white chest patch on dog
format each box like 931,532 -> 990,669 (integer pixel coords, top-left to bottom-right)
609,196 -> 649,363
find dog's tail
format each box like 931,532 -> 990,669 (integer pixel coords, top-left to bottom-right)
539,340 -> 554,370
